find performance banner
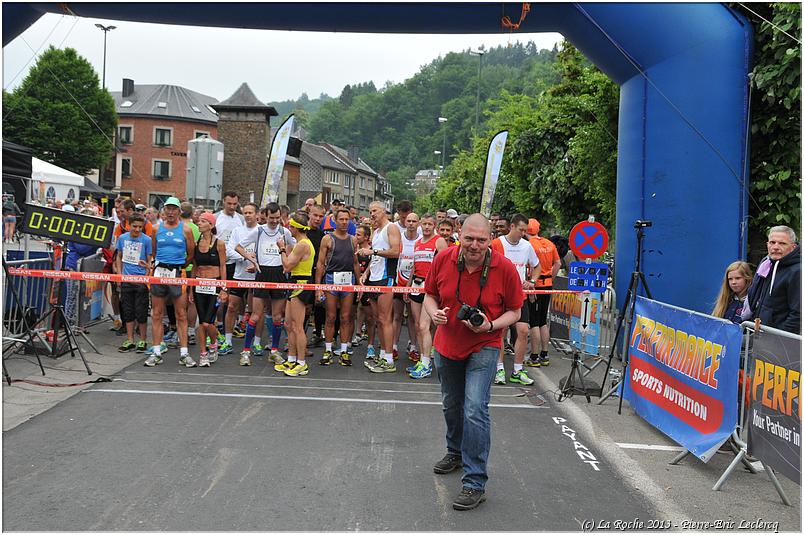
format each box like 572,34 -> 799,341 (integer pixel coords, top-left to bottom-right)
549,276 -> 570,340
260,114 -> 295,204
746,327 -> 801,484
479,130 -> 508,217
624,297 -> 741,461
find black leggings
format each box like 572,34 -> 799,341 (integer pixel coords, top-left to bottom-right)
194,289 -> 219,325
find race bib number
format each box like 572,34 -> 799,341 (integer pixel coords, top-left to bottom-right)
154,266 -> 177,278
219,229 -> 232,243
262,241 -> 280,258
244,243 -> 256,255
122,241 -> 142,265
399,258 -> 414,275
196,285 -> 217,295
333,271 -> 352,285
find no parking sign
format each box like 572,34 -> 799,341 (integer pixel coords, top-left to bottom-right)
568,221 -> 609,260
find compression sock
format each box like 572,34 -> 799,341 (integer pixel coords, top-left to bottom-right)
271,321 -> 283,350
244,320 -> 256,349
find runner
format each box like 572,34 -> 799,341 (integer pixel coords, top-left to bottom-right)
189,212 -> 228,366
354,223 -> 376,357
438,218 -> 458,247
274,211 -> 316,377
114,213 -> 153,353
145,197 -> 196,367
490,214 -> 541,385
306,204 -> 327,347
393,211 -> 420,361
406,213 -> 449,379
526,218 -> 561,367
180,201 -> 201,346
226,202 -> 260,365
357,201 -> 401,373
315,208 -> 362,366
215,192 -> 244,354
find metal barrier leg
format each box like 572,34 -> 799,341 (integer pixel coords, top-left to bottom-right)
713,449 -> 746,490
597,379 -> 620,405
77,329 -> 101,354
762,463 -> 792,506
669,450 -> 690,465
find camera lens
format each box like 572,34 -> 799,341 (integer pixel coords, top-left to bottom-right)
469,312 -> 485,327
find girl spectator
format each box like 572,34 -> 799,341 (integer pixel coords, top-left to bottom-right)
711,261 -> 752,323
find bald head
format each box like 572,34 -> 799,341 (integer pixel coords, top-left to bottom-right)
462,214 -> 491,238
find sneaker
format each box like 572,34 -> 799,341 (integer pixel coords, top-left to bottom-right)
319,350 -> 334,366
433,453 -> 462,474
409,360 -> 433,379
275,360 -> 295,373
179,355 -> 197,368
392,348 -> 399,361
207,345 -> 218,363
218,342 -> 233,355
310,333 -> 324,347
198,353 -> 211,367
453,487 -> 486,511
539,353 -> 550,366
217,333 -> 226,346
239,351 -> 252,366
363,347 -> 379,369
144,354 -> 163,367
524,356 -> 541,368
110,319 -> 122,331
144,342 -> 168,357
366,346 -> 376,358
164,331 -> 179,347
269,349 -> 285,365
232,325 -> 245,338
494,369 -> 506,385
284,362 -> 309,377
136,340 -> 147,353
368,359 -> 396,373
408,349 -> 420,363
118,340 -> 136,352
510,369 -> 534,385
504,343 -> 515,355
351,336 -> 362,347
252,344 -> 264,357
339,351 -> 352,366
406,363 -> 417,373
188,332 -> 196,346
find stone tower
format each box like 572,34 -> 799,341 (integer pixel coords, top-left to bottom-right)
212,83 -> 277,201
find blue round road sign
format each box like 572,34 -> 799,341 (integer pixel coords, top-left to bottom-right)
568,221 -> 609,260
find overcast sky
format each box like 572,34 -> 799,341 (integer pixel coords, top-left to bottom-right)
3,13 -> 563,102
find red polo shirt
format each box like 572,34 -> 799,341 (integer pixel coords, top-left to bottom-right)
425,246 -> 524,360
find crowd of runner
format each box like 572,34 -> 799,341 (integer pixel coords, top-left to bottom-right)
104,192 -> 563,381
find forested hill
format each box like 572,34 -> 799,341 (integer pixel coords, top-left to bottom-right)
267,92 -> 334,126
303,42 -> 559,201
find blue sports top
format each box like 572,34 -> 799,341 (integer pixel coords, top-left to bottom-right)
155,221 -> 187,265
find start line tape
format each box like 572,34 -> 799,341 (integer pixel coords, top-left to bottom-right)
7,268 -> 581,295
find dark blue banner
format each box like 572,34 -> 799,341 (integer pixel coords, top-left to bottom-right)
623,297 -> 741,461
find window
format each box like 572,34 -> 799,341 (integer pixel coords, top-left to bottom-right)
191,106 -> 201,113
153,159 -> 171,179
330,171 -> 340,185
148,193 -> 172,209
206,105 -> 218,115
154,127 -> 172,146
194,130 -> 210,139
120,100 -> 133,108
121,157 -> 132,177
118,125 -> 133,144
360,176 -> 366,189
157,101 -> 167,108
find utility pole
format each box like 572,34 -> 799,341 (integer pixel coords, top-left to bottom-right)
95,24 -> 116,89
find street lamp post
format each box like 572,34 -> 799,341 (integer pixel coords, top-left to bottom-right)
95,23 -> 117,89
469,50 -> 485,137
438,117 -> 448,169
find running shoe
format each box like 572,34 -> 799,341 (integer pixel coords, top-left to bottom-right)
252,344 -> 264,357
509,369 -> 534,385
284,362 -> 309,377
218,342 -> 233,355
239,350 -> 252,366
409,360 -> 433,379
339,351 -> 352,366
144,342 -> 168,356
392,348 -> 399,361
208,345 -> 219,363
136,340 -> 148,353
319,350 -> 334,366
538,354 -> 550,366
275,360 -> 295,373
217,333 -> 226,346
504,343 -> 515,355
110,319 -> 122,331
406,363 -> 418,374
164,330 -> 179,347
144,354 -> 163,367
269,349 -> 285,365
179,355 -> 197,368
118,340 -> 136,352
363,347 -> 378,369
198,353 -> 211,367
188,332 -> 196,346
408,349 -> 420,363
232,325 -> 245,338
368,359 -> 396,373
351,336 -> 362,347
494,369 -> 506,385
310,333 -> 324,347
524,356 -> 540,368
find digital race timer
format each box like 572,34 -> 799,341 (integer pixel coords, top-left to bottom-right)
21,203 -> 115,247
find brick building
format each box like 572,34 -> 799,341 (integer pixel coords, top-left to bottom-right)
110,78 -> 218,207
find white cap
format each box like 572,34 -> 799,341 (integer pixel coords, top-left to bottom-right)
446,208 -> 458,218
62,204 -> 76,212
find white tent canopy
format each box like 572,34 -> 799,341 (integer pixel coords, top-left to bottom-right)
31,157 -> 84,186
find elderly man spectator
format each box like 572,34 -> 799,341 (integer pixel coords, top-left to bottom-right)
745,225 -> 800,334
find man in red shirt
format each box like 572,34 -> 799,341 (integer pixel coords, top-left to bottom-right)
424,213 -> 524,511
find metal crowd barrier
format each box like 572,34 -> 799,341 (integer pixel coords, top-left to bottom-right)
3,253 -> 54,337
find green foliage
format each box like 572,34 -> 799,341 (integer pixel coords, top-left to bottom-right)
734,2 -> 801,244
268,91 -> 333,119
3,46 -> 117,175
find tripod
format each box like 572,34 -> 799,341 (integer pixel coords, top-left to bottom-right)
598,221 -> 652,413
558,348 -> 593,403
29,242 -> 92,375
2,258 -> 45,385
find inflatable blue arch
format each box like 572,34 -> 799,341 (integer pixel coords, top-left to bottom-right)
4,3 -> 752,313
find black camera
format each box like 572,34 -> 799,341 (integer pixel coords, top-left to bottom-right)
456,304 -> 485,327
634,220 -> 653,228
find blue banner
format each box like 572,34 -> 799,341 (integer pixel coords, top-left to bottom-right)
623,297 -> 741,461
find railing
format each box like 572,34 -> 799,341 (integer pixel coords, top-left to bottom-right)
3,253 -> 54,336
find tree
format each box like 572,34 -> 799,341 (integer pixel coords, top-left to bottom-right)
4,46 -> 117,175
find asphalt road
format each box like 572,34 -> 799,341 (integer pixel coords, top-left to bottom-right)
3,347 -> 657,531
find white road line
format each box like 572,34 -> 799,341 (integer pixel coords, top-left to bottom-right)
616,442 -> 686,452
86,388 -> 546,409
114,378 -> 442,396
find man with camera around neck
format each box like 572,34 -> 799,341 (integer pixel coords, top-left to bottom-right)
423,213 -> 525,511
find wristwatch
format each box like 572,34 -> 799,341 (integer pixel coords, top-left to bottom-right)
486,320 -> 495,333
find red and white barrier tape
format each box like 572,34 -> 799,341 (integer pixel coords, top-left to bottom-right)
6,268 -> 581,295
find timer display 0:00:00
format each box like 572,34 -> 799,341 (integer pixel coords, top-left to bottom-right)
28,212 -> 108,242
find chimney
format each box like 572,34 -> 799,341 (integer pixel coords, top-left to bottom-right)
122,78 -> 134,98
347,145 -> 359,164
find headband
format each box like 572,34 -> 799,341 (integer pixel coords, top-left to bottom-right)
289,218 -> 310,231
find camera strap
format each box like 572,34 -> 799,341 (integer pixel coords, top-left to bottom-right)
456,248 -> 491,308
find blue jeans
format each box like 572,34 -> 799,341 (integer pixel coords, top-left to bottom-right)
435,346 -> 498,490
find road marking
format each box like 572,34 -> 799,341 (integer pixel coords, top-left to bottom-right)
87,388 -> 546,409
616,442 -> 686,452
